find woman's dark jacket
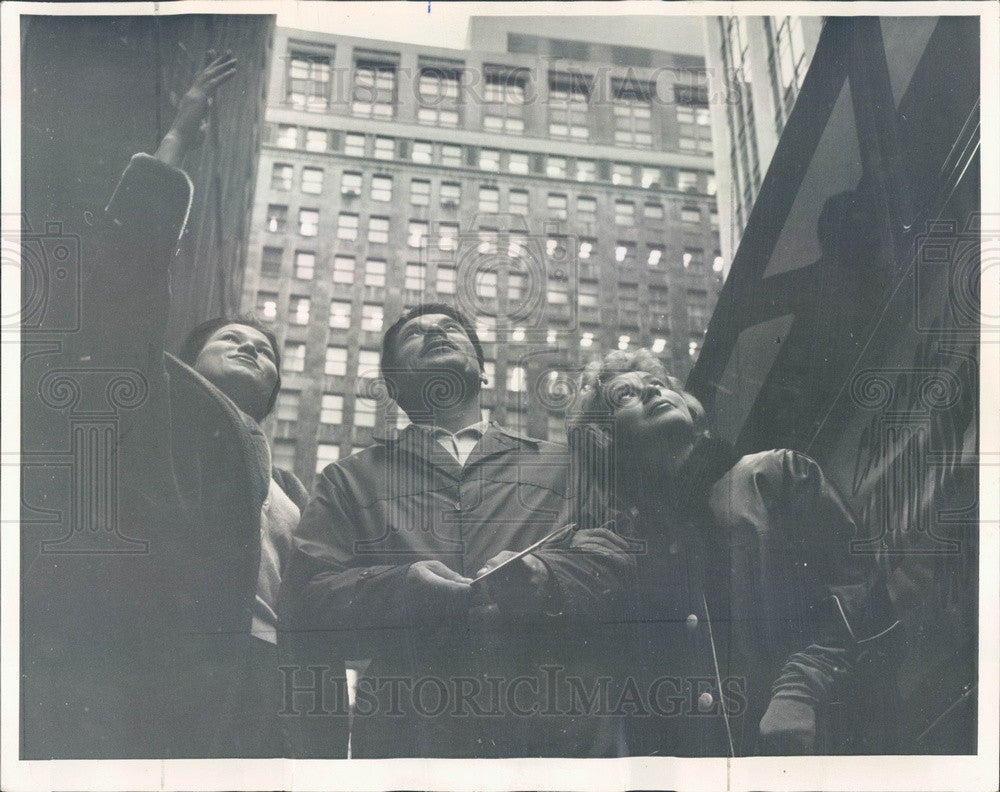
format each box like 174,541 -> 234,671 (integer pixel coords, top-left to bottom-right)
613,442 -> 901,757
20,154 -> 307,759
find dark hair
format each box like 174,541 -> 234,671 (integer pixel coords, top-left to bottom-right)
178,314 -> 281,419
380,302 -> 485,384
566,348 -> 709,529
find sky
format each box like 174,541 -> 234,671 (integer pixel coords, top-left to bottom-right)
276,2 -> 708,56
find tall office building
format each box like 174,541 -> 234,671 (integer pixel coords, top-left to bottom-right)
244,25 -> 722,482
704,16 -> 823,266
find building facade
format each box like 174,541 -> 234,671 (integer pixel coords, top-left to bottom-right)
704,15 -> 823,266
243,26 -> 723,482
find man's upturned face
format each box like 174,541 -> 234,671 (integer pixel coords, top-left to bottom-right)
192,323 -> 278,418
390,313 -> 482,409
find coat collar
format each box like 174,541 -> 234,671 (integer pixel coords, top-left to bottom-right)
379,420 -> 539,474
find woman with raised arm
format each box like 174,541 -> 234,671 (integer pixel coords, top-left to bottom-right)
567,348 -> 902,756
26,53 -> 307,759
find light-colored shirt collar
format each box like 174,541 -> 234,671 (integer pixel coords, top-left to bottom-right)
410,419 -> 489,466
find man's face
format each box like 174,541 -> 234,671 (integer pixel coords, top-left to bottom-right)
390,313 -> 482,408
192,323 -> 278,418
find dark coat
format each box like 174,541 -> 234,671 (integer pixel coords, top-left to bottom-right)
280,422 -> 635,758
616,443 -> 901,756
20,153 -> 307,759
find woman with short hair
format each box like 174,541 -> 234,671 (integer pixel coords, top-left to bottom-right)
568,348 -> 901,756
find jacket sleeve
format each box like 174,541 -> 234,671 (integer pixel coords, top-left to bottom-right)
744,450 -> 899,752
279,463 -> 414,658
533,524 -> 637,620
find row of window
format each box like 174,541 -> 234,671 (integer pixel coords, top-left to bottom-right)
285,51 -> 708,150
272,126 -> 712,191
271,164 -> 718,213
264,203 -> 714,242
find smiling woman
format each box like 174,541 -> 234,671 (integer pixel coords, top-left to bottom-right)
567,348 -> 902,757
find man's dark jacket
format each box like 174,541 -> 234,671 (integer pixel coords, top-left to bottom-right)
280,423 -> 634,758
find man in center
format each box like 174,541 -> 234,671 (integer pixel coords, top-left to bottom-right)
281,303 -> 633,758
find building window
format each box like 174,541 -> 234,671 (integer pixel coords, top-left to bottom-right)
441,182 -> 461,206
289,295 -> 311,325
438,223 -> 458,252
483,68 -> 526,134
294,251 -> 315,280
325,346 -> 348,376
641,167 -> 661,189
675,101 -> 712,153
412,140 -> 433,163
441,145 -> 462,167
678,170 -> 699,192
283,342 -> 306,373
478,186 -> 500,213
354,397 -> 377,427
644,202 -> 665,220
353,60 -> 396,118
373,136 -> 395,160
710,209 -> 720,227
276,389 -> 300,423
287,52 -> 331,111
320,394 -> 344,425
371,175 -> 392,202
272,439 -> 297,471
687,289 -> 709,331
683,247 -> 705,270
509,189 -> 529,214
611,163 -> 634,186
615,241 -> 636,265
548,73 -> 590,139
479,148 -> 500,171
507,366 -> 526,393
358,350 -> 381,378
298,209 -> 319,237
275,124 -> 297,149
578,238 -> 595,260
261,246 -> 283,277
256,290 -> 278,321
575,159 -> 595,182
482,361 -> 496,389
547,193 -> 568,220
410,179 -> 431,206
342,172 -> 362,197
361,304 -> 383,332
368,217 -> 390,245
612,79 -> 653,147
508,152 -> 530,175
337,212 -> 359,241
408,220 -> 428,248
304,128 -> 328,152
766,16 -> 809,126
436,265 -> 456,294
474,270 -> 497,300
301,167 -> 324,195
364,259 -> 386,287
417,66 -> 461,127
344,133 -> 365,157
614,201 -> 634,226
681,206 -> 701,223
577,196 -> 597,222
315,443 -> 340,472
647,245 -> 664,266
546,157 -> 566,179
578,279 -> 599,308
271,163 -> 293,191
405,263 -> 426,293
266,205 -> 287,233
333,256 -> 355,284
477,317 -> 496,343
329,299 -> 352,329
507,272 -> 526,301
547,277 -> 569,304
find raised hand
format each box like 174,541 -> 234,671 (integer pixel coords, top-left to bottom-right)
404,560 -> 473,622
155,51 -> 237,166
